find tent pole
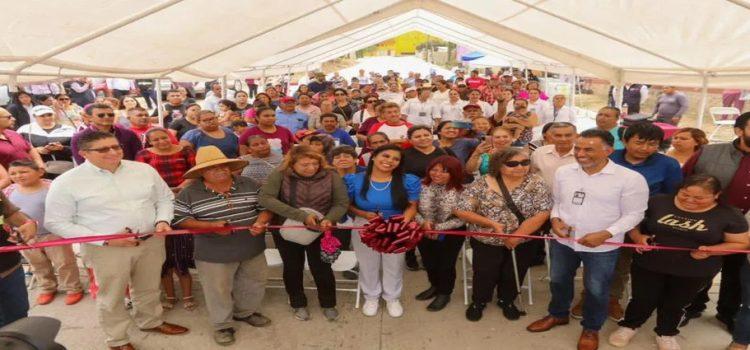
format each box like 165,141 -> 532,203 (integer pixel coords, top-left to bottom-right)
523,63 -> 528,80
222,75 -> 228,99
697,73 -> 709,129
543,66 -> 548,94
261,69 -> 267,93
8,75 -> 17,93
286,66 -> 292,96
567,69 -> 575,108
154,79 -> 164,126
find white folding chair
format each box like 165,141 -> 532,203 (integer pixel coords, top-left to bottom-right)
264,248 -> 362,308
708,107 -> 741,142
461,242 -> 533,305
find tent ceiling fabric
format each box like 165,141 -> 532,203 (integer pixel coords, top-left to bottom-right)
1,0 -> 749,87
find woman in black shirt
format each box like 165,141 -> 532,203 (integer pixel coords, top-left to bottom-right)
609,174 -> 749,349
332,88 -> 357,123
402,126 -> 455,178
168,103 -> 200,139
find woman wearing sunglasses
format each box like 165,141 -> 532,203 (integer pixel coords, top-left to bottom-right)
352,93 -> 379,132
332,88 -> 358,125
53,94 -> 84,128
456,148 -> 551,322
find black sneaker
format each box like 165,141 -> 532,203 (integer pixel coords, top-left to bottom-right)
342,270 -> 358,280
465,302 -> 486,321
415,286 -> 437,301
497,299 -> 525,320
427,294 -> 450,312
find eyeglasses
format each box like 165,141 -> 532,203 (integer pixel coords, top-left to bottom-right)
57,97 -> 70,101
94,113 -> 116,118
84,145 -> 123,153
504,159 -> 531,167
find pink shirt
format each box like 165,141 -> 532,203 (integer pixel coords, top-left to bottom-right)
0,129 -> 31,168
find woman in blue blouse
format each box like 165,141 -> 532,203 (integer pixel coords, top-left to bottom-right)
345,144 -> 420,319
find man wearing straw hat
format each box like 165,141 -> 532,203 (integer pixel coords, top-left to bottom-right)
45,131 -> 188,350
173,145 -> 272,346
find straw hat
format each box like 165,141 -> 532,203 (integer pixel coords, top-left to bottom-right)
183,146 -> 249,179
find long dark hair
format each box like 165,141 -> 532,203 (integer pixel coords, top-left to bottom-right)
360,144 -> 408,211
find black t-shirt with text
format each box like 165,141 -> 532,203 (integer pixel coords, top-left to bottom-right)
634,195 -> 748,277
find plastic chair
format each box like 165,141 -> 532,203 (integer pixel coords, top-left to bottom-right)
264,248 -> 362,308
461,242 -> 533,306
708,107 -> 741,142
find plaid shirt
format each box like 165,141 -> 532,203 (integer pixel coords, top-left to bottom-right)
135,148 -> 195,188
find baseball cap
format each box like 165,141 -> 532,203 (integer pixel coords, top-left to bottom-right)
294,129 -> 319,140
279,96 -> 296,104
32,105 -> 55,116
405,86 -> 417,93
463,104 -> 481,111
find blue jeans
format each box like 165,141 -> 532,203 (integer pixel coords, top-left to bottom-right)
733,260 -> 750,345
548,240 -> 620,331
0,266 -> 29,327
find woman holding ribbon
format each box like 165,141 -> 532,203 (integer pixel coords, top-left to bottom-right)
345,144 -> 421,318
456,148 -> 551,322
609,174 -> 749,350
413,155 -> 466,311
259,145 -> 349,322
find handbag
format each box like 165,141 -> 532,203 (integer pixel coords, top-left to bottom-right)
278,177 -> 323,245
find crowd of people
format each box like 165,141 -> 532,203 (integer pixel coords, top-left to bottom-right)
0,68 -> 747,350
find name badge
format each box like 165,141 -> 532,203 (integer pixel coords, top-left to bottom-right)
572,191 -> 585,205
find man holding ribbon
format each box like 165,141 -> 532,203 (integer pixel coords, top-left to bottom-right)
526,129 -> 649,350
45,131 -> 188,350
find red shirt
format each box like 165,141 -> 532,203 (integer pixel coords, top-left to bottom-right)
466,77 -> 486,89
135,148 -> 196,188
0,129 -> 31,168
239,126 -> 295,154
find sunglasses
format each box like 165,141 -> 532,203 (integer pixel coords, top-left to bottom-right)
57,97 -> 70,101
85,145 -> 122,153
95,113 -> 116,118
37,114 -> 55,118
504,159 -> 531,167
334,93 -> 346,96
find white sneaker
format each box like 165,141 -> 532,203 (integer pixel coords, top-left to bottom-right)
608,327 -> 637,347
656,335 -> 681,350
362,299 -> 379,317
386,299 -> 403,318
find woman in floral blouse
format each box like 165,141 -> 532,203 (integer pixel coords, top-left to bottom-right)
457,148 -> 552,322
414,155 -> 466,312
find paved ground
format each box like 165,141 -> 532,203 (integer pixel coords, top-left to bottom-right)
28,260 -> 734,350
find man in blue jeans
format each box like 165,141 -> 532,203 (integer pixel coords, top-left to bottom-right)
526,129 -> 649,350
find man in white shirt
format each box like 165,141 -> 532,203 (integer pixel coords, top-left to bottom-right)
431,80 -> 451,106
203,83 -> 223,113
540,95 -> 577,125
379,81 -> 404,104
357,69 -> 371,85
440,89 -> 468,122
530,122 -> 578,186
401,87 -> 440,128
45,131 -> 189,349
527,129 -> 648,350
106,79 -> 135,99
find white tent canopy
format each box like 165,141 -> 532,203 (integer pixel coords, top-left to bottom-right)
2,0 -> 750,89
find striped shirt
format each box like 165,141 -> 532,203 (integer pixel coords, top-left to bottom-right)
174,175 -> 265,263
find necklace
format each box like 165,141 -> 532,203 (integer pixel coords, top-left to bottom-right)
369,180 -> 391,191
